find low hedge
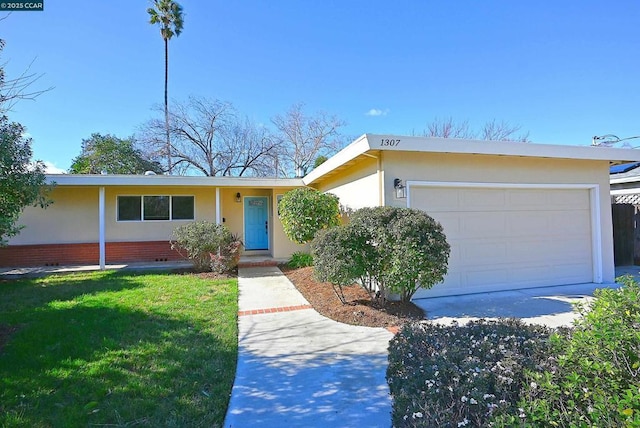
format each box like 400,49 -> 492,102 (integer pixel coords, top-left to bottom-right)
388,277 -> 640,427
388,319 -> 554,427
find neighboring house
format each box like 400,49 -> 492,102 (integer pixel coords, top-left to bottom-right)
3,134 -> 640,298
610,162 -> 640,202
609,162 -> 640,265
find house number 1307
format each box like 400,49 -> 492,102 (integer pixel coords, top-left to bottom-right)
380,138 -> 400,146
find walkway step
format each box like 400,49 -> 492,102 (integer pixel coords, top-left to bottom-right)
237,260 -> 280,268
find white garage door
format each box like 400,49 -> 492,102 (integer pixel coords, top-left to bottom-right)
410,185 -> 594,298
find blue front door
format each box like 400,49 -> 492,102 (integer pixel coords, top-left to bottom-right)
244,196 -> 269,250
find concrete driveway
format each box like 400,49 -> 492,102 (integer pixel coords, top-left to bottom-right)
413,265 -> 640,327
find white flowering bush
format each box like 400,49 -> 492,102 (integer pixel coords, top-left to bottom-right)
495,275 -> 640,427
387,319 -> 554,427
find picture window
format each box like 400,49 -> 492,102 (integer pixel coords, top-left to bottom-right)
117,195 -> 195,221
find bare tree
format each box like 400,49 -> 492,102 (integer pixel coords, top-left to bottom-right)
0,35 -> 52,244
140,96 -> 279,176
218,117 -> 280,177
422,117 -> 530,142
424,117 -> 475,139
271,103 -> 346,177
169,96 -> 233,176
479,119 -> 530,142
0,38 -> 53,114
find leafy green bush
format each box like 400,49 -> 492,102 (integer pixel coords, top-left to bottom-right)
312,206 -> 450,302
171,221 -> 242,272
387,319 -> 554,428
499,276 -> 640,427
278,188 -> 340,244
287,251 -> 314,268
311,226 -> 366,303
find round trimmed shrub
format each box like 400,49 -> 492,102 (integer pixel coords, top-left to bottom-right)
278,188 -> 340,244
313,206 -> 450,302
312,226 -> 363,287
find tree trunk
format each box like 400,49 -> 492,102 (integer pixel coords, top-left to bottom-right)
164,37 -> 172,175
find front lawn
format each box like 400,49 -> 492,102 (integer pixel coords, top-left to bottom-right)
0,270 -> 238,427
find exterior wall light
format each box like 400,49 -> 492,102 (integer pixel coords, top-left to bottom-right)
394,178 -> 406,199
235,192 -> 241,203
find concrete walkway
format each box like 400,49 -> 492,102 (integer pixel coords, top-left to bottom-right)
224,266 -> 394,428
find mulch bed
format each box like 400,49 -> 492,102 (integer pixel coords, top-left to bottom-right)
281,266 -> 424,328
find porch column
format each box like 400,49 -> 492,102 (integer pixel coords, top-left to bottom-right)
99,186 -> 105,270
215,187 -> 221,224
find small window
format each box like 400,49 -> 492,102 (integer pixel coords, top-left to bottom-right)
144,196 -> 170,220
118,196 -> 142,221
172,196 -> 195,220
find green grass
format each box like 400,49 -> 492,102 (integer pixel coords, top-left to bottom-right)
0,270 -> 238,427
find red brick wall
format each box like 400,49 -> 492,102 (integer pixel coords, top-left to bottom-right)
0,241 -> 184,267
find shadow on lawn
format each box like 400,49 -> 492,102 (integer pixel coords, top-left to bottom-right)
0,274 -> 236,427
0,270 -> 153,313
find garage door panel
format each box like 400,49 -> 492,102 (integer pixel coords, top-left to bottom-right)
410,186 -> 594,298
548,211 -> 591,234
552,262 -> 592,283
507,189 -> 548,207
507,240 -> 557,262
460,241 -> 508,264
445,240 -> 464,266
462,189 -> 506,210
430,213 -> 461,236
506,212 -> 550,235
464,268 -> 509,287
417,188 -> 461,211
508,237 -> 589,258
550,240 -> 592,261
459,212 -> 506,238
548,189 -> 590,207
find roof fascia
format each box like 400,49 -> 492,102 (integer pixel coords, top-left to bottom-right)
302,134 -> 371,185
45,174 -> 304,188
303,133 -> 640,186
364,134 -> 640,163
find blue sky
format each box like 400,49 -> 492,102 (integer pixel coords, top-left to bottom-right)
4,1 -> 640,172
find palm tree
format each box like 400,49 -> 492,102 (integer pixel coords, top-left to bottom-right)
147,0 -> 184,175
